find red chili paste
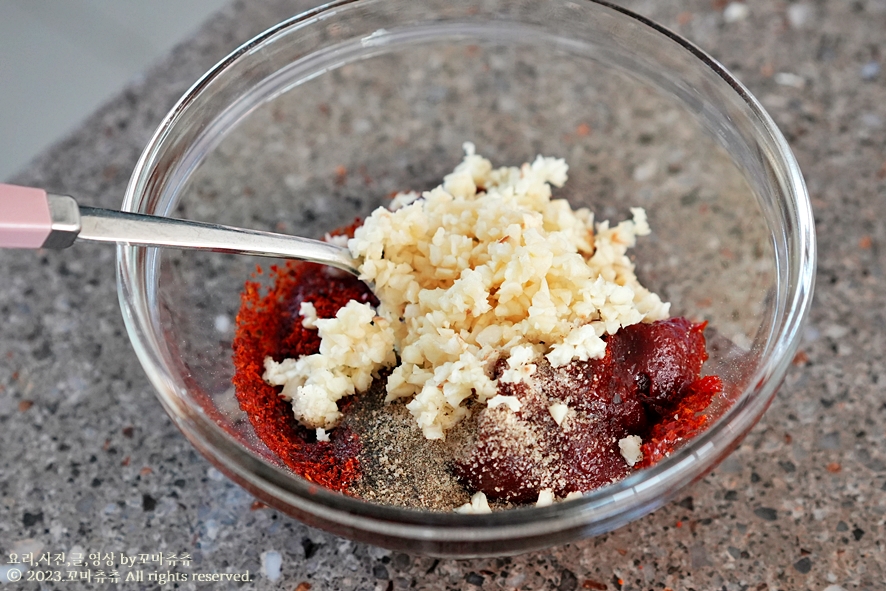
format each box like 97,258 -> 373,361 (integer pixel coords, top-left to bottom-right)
233,262 -> 722,502
455,318 -> 722,502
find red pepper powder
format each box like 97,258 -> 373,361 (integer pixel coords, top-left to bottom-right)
637,374 -> 723,468
232,251 -> 376,492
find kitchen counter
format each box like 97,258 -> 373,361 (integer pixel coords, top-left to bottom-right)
1,1 -> 884,589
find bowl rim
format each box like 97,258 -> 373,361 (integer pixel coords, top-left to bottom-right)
116,0 -> 816,544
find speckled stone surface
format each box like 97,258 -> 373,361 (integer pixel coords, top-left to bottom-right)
1,1 -> 884,589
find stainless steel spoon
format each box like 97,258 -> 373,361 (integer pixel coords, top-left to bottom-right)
0,183 -> 360,275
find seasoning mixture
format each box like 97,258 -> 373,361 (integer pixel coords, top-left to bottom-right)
233,147 -> 723,510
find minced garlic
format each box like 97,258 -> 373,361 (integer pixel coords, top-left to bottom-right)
265,144 -> 669,438
548,403 -> 570,427
263,300 -> 397,429
455,491 -> 492,514
618,435 -> 644,467
535,489 -> 555,507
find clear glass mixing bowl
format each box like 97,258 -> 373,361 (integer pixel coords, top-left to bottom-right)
116,0 -> 815,556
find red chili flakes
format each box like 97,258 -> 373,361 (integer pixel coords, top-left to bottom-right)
826,462 -> 841,473
637,375 -> 723,468
719,247 -> 736,260
334,165 -> 348,186
576,123 -> 591,136
232,254 -> 376,493
18,400 -> 33,412
859,235 -> 872,249
583,580 -> 608,590
792,350 -> 809,366
295,583 -> 312,591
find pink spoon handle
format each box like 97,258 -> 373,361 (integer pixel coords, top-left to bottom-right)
0,184 -> 52,248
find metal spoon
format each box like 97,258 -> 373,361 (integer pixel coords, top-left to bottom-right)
0,183 -> 360,275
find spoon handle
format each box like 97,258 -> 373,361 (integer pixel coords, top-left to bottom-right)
0,183 -> 359,275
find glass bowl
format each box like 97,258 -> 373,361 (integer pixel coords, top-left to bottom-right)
116,0 -> 815,557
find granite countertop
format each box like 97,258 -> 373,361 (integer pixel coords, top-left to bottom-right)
1,1 -> 884,589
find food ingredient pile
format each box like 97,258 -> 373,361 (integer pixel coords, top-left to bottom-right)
233,145 -> 722,511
